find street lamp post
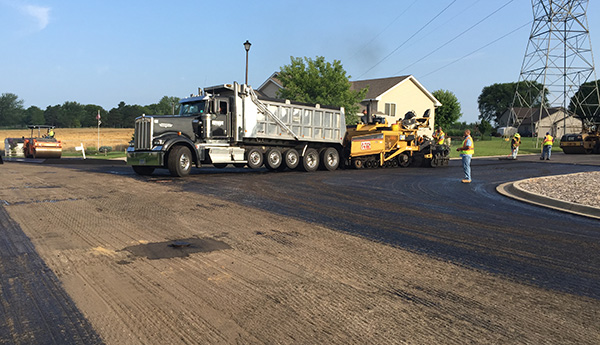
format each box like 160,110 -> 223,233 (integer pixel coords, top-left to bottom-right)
244,40 -> 251,85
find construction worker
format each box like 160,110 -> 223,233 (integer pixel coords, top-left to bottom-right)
541,132 -> 554,160
48,128 -> 55,138
456,129 -> 474,183
433,126 -> 445,145
510,133 -> 521,159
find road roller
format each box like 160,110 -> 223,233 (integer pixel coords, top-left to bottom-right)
560,129 -> 600,154
23,125 -> 62,159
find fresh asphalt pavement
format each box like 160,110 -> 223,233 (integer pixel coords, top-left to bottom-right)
118,152 -> 600,299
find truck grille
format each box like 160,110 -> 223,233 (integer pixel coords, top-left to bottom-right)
134,116 -> 153,150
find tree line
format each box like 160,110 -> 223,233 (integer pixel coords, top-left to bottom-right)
0,94 -> 180,129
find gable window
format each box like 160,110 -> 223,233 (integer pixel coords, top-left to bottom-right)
384,103 -> 396,116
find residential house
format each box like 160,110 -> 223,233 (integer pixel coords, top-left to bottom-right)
498,107 -> 582,138
256,72 -> 283,99
350,76 -> 441,137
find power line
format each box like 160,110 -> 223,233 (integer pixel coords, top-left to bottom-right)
356,0 -> 457,80
417,21 -> 531,80
349,0 -> 419,61
395,0 -> 515,76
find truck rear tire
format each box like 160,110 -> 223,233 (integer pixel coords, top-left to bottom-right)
283,149 -> 300,170
247,148 -> 264,169
265,148 -> 282,170
300,148 -> 319,172
320,147 -> 339,171
168,146 -> 192,177
132,166 -> 155,176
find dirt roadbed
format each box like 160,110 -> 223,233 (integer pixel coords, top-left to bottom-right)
0,163 -> 598,344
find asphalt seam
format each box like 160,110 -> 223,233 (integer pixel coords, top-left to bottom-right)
496,180 -> 600,220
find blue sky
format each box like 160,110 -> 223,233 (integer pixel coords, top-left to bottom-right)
0,0 -> 598,124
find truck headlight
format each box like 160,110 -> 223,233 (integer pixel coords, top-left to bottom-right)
153,138 -> 165,146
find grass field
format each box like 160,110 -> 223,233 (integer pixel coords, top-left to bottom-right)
0,128 -> 133,154
448,136 -> 561,158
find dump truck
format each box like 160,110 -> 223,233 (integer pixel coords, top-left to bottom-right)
23,125 -> 62,159
127,82 -> 450,176
344,110 -> 449,168
127,82 -> 346,176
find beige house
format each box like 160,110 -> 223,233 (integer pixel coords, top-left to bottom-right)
498,107 -> 582,138
257,74 -> 441,137
350,76 -> 441,137
256,72 -> 284,99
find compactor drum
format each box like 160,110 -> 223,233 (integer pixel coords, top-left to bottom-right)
23,125 -> 62,159
560,131 -> 600,154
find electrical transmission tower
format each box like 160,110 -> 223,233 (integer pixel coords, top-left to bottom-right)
509,0 -> 599,139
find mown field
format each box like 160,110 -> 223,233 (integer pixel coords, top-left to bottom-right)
2,128 -> 561,159
0,128 -> 133,153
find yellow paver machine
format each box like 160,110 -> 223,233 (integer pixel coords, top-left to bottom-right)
344,110 -> 449,168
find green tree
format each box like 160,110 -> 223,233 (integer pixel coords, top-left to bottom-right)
23,106 -> 45,126
476,119 -> 493,136
60,101 -> 84,127
569,79 -> 599,124
107,102 -> 148,128
82,105 -> 106,127
477,81 -> 546,126
44,105 -> 64,126
432,89 -> 462,129
277,56 -> 367,124
0,93 -> 24,127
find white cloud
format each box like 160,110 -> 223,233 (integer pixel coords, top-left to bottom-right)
22,4 -> 50,30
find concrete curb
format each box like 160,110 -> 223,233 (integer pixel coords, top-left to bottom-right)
496,180 -> 600,220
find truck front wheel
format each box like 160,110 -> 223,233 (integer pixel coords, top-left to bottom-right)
168,146 -> 192,177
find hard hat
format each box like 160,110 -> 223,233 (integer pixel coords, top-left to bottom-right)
514,133 -> 520,138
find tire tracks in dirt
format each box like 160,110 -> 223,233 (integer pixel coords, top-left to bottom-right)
0,163 -> 599,344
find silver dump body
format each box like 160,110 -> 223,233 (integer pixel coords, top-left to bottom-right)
241,87 -> 346,145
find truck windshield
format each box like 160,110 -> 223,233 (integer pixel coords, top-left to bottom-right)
179,101 -> 206,115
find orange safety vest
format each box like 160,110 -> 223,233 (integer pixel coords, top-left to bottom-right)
543,135 -> 553,146
459,135 -> 474,155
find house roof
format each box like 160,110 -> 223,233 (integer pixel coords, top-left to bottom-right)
257,72 -> 282,91
350,75 -> 442,107
506,107 -> 575,125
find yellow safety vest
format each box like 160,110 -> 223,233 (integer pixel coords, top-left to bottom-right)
459,135 -> 474,155
543,135 -> 553,146
434,130 -> 445,145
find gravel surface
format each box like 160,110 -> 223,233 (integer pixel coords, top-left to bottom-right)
518,171 -> 600,208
